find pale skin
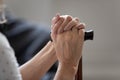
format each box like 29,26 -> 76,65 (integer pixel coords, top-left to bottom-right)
51,15 -> 85,80
0,0 -> 85,80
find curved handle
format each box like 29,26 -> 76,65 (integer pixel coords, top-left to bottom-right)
84,30 -> 94,41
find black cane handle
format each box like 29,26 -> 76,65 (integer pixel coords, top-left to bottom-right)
84,30 -> 94,41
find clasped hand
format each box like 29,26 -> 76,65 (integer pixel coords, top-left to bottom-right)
51,14 -> 85,70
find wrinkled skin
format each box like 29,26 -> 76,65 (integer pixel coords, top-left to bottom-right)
51,15 -> 85,68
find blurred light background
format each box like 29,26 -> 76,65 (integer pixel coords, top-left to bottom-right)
4,0 -> 120,80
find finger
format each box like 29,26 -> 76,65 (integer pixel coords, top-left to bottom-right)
79,29 -> 85,40
72,25 -> 79,34
52,17 -> 64,35
50,32 -> 56,42
51,14 -> 60,30
76,23 -> 86,30
64,17 -> 79,31
58,15 -> 72,34
74,17 -> 80,23
52,13 -> 60,25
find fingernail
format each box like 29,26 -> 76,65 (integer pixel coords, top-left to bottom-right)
52,13 -> 60,24
54,13 -> 59,20
52,13 -> 60,20
56,13 -> 60,17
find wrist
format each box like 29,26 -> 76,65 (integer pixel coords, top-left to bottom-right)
59,62 -> 78,74
55,62 -> 78,80
54,63 -> 78,80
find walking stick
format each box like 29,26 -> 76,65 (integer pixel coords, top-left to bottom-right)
75,30 -> 94,80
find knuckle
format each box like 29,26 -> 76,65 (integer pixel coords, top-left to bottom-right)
72,19 -> 78,25
81,23 -> 86,27
60,17 -> 64,22
74,17 -> 79,22
66,15 -> 72,21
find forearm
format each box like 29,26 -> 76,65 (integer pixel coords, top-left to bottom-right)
19,41 -> 57,80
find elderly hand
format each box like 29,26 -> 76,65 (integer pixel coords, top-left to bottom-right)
51,14 -> 85,69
